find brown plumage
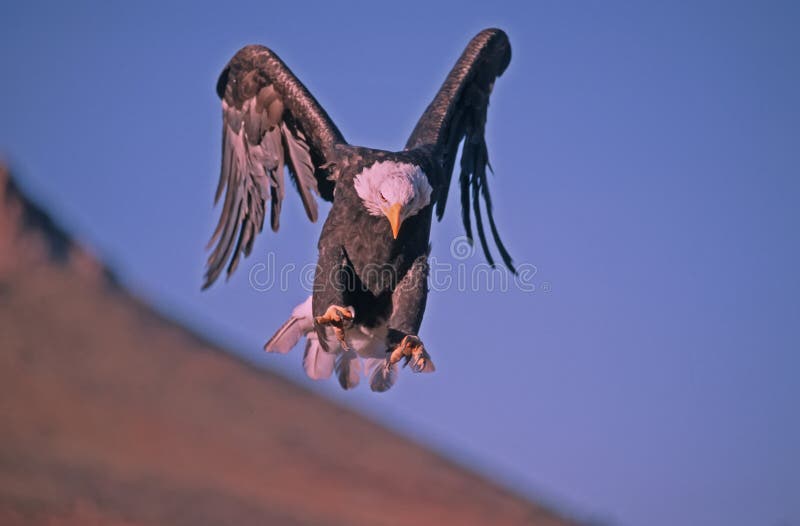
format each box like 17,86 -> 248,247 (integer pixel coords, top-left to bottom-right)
205,29 -> 515,390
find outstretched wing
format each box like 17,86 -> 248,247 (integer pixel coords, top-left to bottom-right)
205,45 -> 346,288
406,28 -> 514,271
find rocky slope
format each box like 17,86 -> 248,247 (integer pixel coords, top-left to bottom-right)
0,165 -> 571,526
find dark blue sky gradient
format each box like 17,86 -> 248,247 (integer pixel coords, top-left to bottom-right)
2,2 -> 798,525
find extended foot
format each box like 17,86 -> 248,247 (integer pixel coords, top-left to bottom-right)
314,305 -> 355,349
388,334 -> 435,373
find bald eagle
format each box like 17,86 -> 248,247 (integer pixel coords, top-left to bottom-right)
205,28 -> 514,391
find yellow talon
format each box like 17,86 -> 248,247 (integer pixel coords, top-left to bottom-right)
388,335 -> 435,373
315,305 -> 355,350
314,305 -> 354,326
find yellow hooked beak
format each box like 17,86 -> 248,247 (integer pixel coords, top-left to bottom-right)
385,202 -> 403,239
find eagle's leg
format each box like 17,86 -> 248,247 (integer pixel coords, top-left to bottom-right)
312,245 -> 357,351
385,254 -> 435,373
315,305 -> 355,349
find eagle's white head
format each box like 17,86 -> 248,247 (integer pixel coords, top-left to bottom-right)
354,161 -> 433,239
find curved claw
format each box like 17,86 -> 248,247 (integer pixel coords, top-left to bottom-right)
409,345 -> 435,373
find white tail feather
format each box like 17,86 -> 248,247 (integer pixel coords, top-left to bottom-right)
264,296 -> 410,392
264,318 -> 305,354
335,350 -> 361,390
264,296 -> 313,354
368,361 -> 398,392
303,333 -> 335,380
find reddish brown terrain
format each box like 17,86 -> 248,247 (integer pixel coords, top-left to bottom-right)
0,165 -> 571,526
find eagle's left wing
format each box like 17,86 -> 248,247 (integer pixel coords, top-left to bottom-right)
205,45 -> 346,288
405,29 -> 514,271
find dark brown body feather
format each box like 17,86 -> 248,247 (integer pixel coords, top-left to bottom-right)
312,146 -> 434,332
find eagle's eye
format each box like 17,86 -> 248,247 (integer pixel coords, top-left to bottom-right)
379,192 -> 388,203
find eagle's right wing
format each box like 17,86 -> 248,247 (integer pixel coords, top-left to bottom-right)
205,45 -> 346,288
405,29 -> 514,271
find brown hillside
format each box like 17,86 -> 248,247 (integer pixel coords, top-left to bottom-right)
0,165 -> 571,526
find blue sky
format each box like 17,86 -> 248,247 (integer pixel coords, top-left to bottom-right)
1,1 -> 798,525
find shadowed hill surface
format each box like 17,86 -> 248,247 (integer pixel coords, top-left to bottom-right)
0,165 -> 571,526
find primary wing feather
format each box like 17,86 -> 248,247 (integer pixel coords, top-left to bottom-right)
406,28 -> 514,271
204,45 -> 345,289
